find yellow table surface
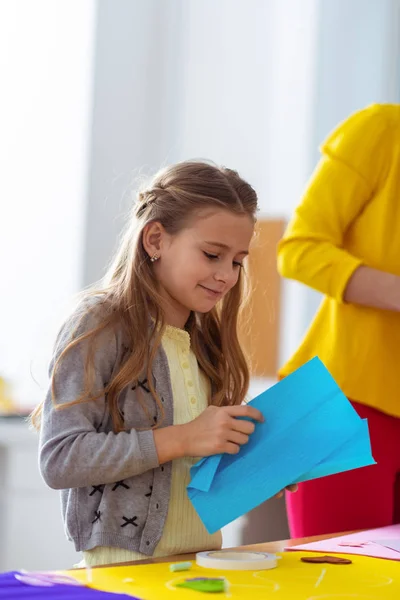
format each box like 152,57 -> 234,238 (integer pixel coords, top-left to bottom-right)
67,550 -> 400,599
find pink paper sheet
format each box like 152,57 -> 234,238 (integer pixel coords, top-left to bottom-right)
286,524 -> 400,561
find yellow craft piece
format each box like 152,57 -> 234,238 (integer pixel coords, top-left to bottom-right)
66,552 -> 400,599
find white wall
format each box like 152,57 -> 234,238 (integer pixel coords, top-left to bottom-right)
177,0 -> 274,207
0,0 -> 96,409
177,0 -> 319,218
83,0 -> 186,285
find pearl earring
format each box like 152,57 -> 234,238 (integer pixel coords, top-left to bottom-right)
150,254 -> 159,263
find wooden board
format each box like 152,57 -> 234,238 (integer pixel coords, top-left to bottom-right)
238,219 -> 286,377
68,551 -> 400,598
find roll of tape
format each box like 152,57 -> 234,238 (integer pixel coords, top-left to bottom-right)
196,550 -> 278,571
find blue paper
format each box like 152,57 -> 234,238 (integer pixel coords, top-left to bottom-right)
187,357 -> 375,534
294,419 -> 373,483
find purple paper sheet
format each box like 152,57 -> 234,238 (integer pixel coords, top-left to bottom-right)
0,571 -> 139,599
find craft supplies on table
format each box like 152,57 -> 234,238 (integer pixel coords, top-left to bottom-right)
169,562 -> 192,572
288,523 -> 400,561
57,551 -> 400,598
2,549 -> 400,598
195,550 -> 278,571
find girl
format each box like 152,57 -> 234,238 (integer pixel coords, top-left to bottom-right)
278,104 -> 400,538
33,161 -> 280,567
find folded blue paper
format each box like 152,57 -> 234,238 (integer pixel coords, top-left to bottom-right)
187,357 -> 375,534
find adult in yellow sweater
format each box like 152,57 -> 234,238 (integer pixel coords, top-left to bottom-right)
278,104 -> 400,538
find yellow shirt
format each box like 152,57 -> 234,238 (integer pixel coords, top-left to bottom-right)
278,103 -> 400,418
83,325 -> 221,567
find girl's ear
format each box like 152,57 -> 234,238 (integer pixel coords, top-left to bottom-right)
142,221 -> 165,258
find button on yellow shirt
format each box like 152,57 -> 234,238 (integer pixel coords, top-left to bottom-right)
278,103 -> 400,418
84,325 -> 221,567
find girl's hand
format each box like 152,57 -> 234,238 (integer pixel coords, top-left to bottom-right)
275,484 -> 298,499
179,404 -> 264,458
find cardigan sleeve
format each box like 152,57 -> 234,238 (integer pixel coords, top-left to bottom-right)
39,301 -> 159,490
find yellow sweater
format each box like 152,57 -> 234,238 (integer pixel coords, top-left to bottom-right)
278,103 -> 400,418
83,325 -> 221,567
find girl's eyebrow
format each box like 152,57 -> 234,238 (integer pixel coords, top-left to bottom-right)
204,241 -> 249,256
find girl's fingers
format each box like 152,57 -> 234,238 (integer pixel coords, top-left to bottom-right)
286,484 -> 298,493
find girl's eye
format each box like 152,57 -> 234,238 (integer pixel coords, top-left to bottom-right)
204,251 -> 243,268
204,252 -> 219,260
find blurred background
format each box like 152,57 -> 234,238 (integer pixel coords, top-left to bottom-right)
0,0 -> 399,571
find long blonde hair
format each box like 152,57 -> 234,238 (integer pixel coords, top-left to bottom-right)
31,161 -> 258,432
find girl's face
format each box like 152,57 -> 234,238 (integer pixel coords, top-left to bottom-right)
146,209 -> 254,328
